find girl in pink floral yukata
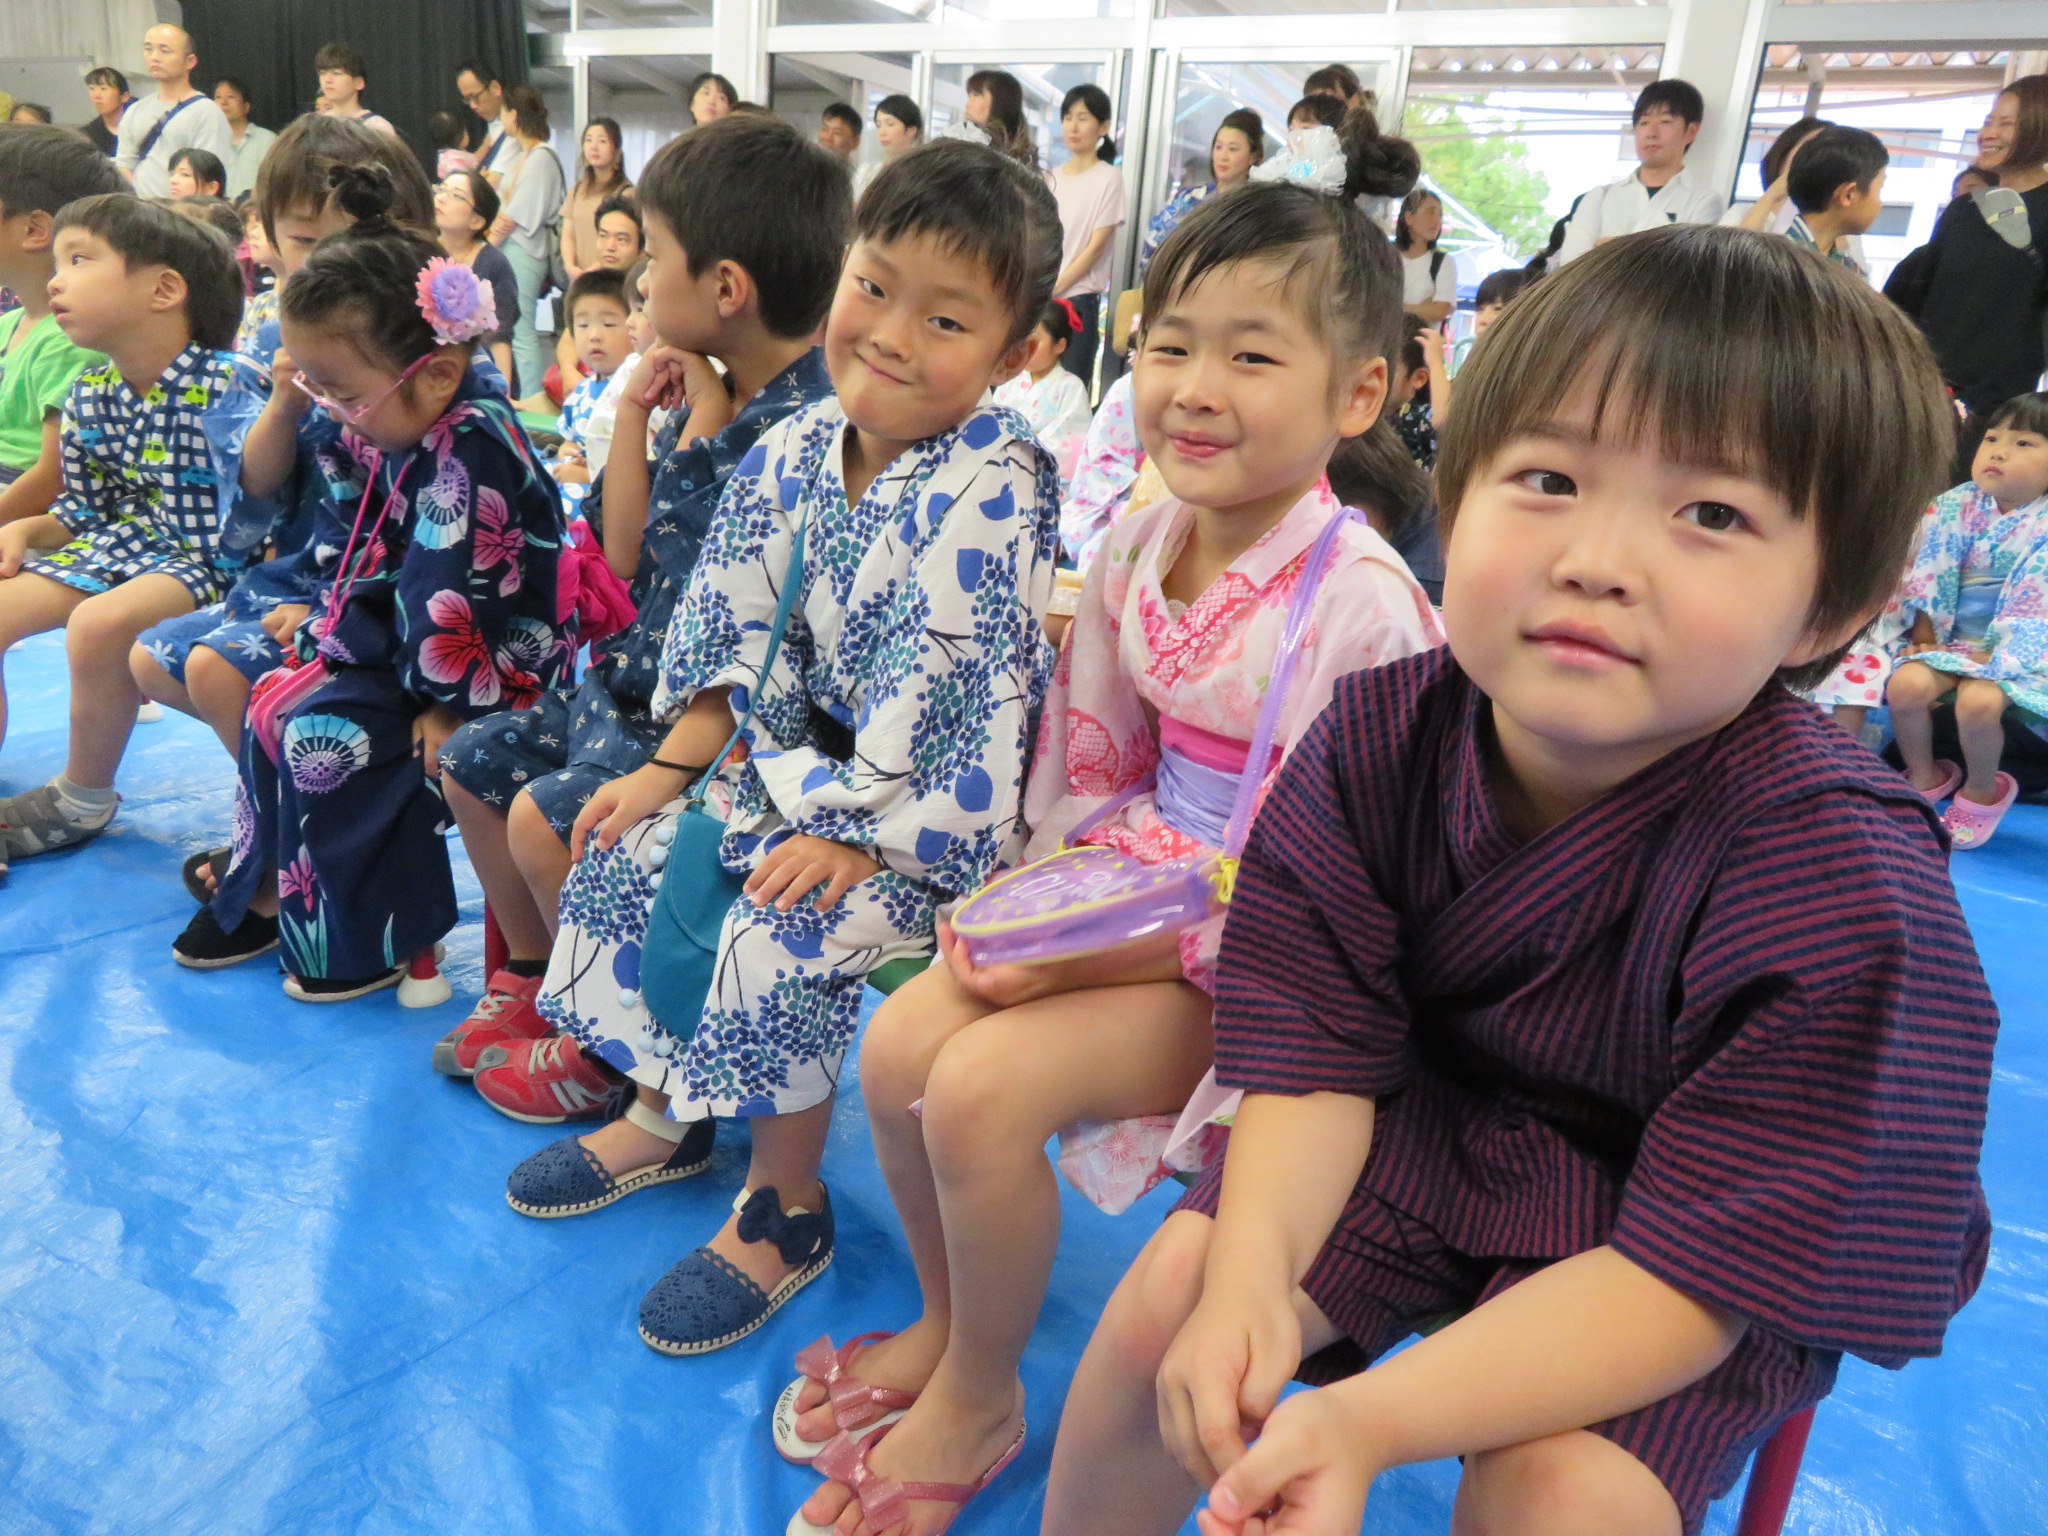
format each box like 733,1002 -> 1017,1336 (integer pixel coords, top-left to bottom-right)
779,113 -> 1441,1536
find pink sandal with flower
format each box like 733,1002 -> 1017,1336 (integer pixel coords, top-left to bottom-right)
786,1421 -> 1026,1536
1943,773 -> 2019,851
772,1332 -> 919,1465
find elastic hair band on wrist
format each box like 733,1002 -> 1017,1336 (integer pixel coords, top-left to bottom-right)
648,756 -> 708,774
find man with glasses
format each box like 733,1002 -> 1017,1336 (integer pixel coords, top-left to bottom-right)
455,62 -> 513,188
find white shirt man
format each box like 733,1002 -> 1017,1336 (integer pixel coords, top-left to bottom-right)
458,65 -> 514,186
1558,81 -> 1726,265
115,24 -> 232,199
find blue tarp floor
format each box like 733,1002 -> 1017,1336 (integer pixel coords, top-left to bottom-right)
0,626 -> 2042,1536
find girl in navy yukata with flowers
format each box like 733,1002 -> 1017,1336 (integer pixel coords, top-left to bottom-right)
177,166 -> 570,1001
1046,227 -> 2001,1536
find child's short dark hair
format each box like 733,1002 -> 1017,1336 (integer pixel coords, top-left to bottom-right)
1397,312 -> 1433,407
1985,391 -> 2048,438
638,112 -> 850,341
1143,105 -> 1412,376
595,191 -> 642,242
428,109 -> 468,151
822,102 -> 862,137
315,43 -> 369,82
1474,266 -> 1530,310
0,122 -> 125,221
1037,299 -> 1076,349
857,137 -> 1061,348
1435,225 -> 1952,688
55,193 -> 243,350
12,103 -> 55,125
171,194 -> 245,249
567,266 -> 628,318
281,165 -> 444,370
874,94 -> 922,135
1633,79 -> 1705,127
1786,126 -> 1888,215
257,113 -> 434,248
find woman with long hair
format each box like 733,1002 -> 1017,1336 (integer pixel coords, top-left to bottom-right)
488,82 -> 566,397
965,69 -> 1036,167
561,117 -> 631,282
1138,108 -> 1263,278
1393,186 -> 1456,324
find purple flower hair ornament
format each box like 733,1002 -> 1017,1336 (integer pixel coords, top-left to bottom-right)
415,257 -> 498,345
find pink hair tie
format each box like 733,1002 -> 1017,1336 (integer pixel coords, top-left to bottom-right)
415,256 -> 498,345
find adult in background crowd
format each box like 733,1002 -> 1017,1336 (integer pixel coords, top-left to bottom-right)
1556,78 -> 1724,264
81,67 -> 133,157
1138,107 -> 1263,277
561,117 -> 631,284
1395,186 -> 1460,323
688,72 -> 737,128
818,101 -> 861,164
855,93 -> 921,198
456,61 -> 515,185
1887,75 -> 2048,432
434,168 -> 519,385
314,44 -> 397,137
9,105 -> 53,126
116,24 -> 232,198
490,82 -> 566,397
212,77 -> 276,201
1304,62 -> 1366,111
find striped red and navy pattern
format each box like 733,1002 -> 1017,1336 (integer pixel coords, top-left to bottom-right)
1204,647 -> 1998,1368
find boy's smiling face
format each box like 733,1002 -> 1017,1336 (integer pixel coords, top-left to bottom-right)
825,232 -> 1031,448
1443,389 -> 1854,785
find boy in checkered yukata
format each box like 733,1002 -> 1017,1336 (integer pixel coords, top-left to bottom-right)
0,194 -> 260,869
1047,227 -> 2000,1536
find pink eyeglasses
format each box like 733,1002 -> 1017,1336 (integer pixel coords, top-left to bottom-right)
293,353 -> 432,426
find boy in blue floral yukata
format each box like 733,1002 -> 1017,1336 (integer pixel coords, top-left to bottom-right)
434,114 -> 845,1084
173,166 -> 570,999
495,137 -> 1065,1361
544,266 -> 632,511
0,194 -> 257,869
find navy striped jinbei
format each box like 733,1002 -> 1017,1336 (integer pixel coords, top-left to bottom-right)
1180,648 -> 1998,1529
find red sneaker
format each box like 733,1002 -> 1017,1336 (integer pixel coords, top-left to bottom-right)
473,1032 -> 622,1123
432,971 -> 550,1078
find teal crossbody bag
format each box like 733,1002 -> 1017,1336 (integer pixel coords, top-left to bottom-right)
639,516 -> 808,1039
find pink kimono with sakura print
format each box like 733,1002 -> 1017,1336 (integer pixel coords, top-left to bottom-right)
1022,483 -> 1443,1210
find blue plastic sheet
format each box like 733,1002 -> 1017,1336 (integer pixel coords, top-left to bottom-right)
0,625 -> 2043,1536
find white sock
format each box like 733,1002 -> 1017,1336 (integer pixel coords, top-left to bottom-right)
51,775 -> 117,827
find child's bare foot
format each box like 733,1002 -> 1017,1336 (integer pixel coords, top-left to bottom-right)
799,1376 -> 1025,1535
788,1317 -> 950,1444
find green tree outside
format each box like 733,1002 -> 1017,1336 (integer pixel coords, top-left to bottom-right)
1402,97 -> 1553,257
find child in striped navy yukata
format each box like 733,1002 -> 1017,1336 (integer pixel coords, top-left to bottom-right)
1046,226 -> 2001,1536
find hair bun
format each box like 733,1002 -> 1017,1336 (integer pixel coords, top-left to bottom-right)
327,162 -> 397,230
1337,103 -> 1420,202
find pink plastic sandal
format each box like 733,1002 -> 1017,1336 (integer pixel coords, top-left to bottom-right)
787,1421 -> 1026,1536
1943,773 -> 2019,851
772,1332 -> 918,1465
1916,760 -> 1964,804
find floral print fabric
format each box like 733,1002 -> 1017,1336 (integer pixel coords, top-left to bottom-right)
1060,372 -> 1140,570
993,366 -> 1092,496
539,396 -> 1061,1118
1895,482 -> 2048,727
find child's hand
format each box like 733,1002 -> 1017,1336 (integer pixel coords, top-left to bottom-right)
675,350 -> 734,438
262,602 -> 312,645
1194,1388 -> 1379,1536
1418,329 -> 1446,370
937,917 -> 1062,1007
745,833 -> 881,913
268,347 -> 311,420
0,518 -> 35,578
626,346 -> 690,414
412,702 -> 466,780
570,760 -> 693,861
1158,1277 -> 1305,1487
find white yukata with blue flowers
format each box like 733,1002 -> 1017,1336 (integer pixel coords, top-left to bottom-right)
539,397 -> 1061,1119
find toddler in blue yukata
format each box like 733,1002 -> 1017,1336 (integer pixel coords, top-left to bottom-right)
0,194 -> 256,870
545,266 -> 632,510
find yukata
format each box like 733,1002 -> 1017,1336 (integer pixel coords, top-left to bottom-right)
213,371 -> 572,980
1180,648 -> 1998,1532
1137,181 -> 1214,279
540,398 -> 1060,1120
440,350 -> 833,836
1893,481 -> 2048,732
1060,372 -> 1140,569
26,343 -> 268,603
1027,486 -> 1443,1212
1390,398 -> 1437,471
992,366 -> 1091,495
551,369 -> 608,510
137,306 -> 349,688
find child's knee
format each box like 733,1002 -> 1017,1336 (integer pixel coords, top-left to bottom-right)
862,968 -> 969,1104
185,647 -> 248,714
1455,1432 -> 1679,1536
1886,661 -> 1944,708
507,786 -> 567,851
64,595 -> 137,663
1954,680 -> 2010,728
920,1023 -> 1041,1162
129,640 -> 174,698
1099,1214 -> 1213,1370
